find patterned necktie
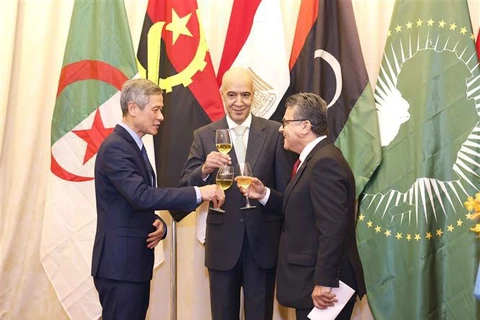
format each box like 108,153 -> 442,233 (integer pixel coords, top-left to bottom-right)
141,146 -> 154,186
292,159 -> 301,178
233,126 -> 247,164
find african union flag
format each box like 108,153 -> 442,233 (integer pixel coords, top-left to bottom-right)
357,0 -> 480,319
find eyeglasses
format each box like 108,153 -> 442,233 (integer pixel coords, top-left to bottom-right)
281,119 -> 308,127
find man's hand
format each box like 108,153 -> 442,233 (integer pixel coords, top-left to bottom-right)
201,151 -> 231,178
311,285 -> 338,309
235,177 -> 266,199
199,185 -> 225,208
147,219 -> 166,249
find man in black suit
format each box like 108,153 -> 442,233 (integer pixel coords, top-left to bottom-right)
91,79 -> 224,320
242,92 -> 366,320
175,67 -> 293,320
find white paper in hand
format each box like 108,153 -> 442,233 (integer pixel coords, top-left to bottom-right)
307,281 -> 355,320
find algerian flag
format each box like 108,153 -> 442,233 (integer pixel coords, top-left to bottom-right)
40,1 -> 160,318
357,0 -> 480,318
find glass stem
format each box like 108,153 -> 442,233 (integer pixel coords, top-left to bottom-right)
245,187 -> 251,207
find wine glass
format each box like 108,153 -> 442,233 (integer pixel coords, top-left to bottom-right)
236,162 -> 256,210
215,129 -> 232,154
210,165 -> 234,213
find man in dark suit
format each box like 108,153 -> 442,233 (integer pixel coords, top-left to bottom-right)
174,67 -> 293,320
242,92 -> 366,320
91,79 -> 224,320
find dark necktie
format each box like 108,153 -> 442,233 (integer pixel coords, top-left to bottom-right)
141,146 -> 154,186
292,159 -> 301,178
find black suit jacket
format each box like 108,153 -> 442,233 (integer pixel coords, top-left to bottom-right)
265,138 -> 366,308
92,125 -> 199,282
175,115 -> 293,270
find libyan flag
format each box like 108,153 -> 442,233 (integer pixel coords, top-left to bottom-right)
40,1 -> 141,319
137,0 -> 224,188
285,0 -> 381,196
357,0 -> 480,319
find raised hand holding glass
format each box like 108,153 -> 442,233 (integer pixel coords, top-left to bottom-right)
210,165 -> 234,213
236,162 -> 256,210
215,129 -> 232,154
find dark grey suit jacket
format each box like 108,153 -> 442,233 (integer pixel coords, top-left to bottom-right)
266,138 -> 366,308
92,125 -> 199,282
176,115 -> 293,270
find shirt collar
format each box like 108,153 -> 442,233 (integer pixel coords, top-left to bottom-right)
299,135 -> 327,163
118,121 -> 143,150
226,113 -> 252,129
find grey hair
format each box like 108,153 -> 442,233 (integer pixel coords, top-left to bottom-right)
120,79 -> 162,115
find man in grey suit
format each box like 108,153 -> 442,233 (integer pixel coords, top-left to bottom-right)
174,67 -> 293,320
92,79 -> 224,320
242,93 -> 366,320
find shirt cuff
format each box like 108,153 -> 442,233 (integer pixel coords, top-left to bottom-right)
194,186 -> 202,204
259,187 -> 270,206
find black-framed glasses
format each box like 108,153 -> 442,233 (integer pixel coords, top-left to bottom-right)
281,119 -> 308,127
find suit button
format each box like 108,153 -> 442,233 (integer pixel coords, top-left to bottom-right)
240,218 -> 244,223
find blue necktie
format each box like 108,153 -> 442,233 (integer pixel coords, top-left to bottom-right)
141,146 -> 154,186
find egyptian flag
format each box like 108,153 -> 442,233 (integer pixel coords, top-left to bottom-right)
285,0 -> 381,195
137,0 -> 224,187
215,0 -> 290,120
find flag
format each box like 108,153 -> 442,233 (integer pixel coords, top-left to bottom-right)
196,0 -> 290,243
285,0 -> 381,196
216,0 -> 290,120
40,1 -> 137,318
357,0 -> 480,318
138,0 -> 291,243
477,27 -> 480,57
475,27 -> 480,301
137,0 -> 224,188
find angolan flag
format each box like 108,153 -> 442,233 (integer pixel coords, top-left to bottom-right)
40,1 -> 141,318
137,0 -> 224,188
286,0 -> 381,196
137,0 -> 290,189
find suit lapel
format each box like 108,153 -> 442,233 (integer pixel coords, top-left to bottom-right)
115,124 -> 152,186
282,138 -> 330,211
245,116 -> 266,172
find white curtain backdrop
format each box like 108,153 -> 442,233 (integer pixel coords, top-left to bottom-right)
1,1 -> 479,319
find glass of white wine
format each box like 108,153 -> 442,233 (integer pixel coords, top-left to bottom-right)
210,165 -> 234,213
216,129 -> 232,154
236,162 -> 256,210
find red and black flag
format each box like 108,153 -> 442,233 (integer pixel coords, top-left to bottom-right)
285,0 -> 381,195
137,0 -> 224,187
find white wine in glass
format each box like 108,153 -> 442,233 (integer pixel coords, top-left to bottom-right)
236,162 -> 256,210
211,165 -> 234,213
215,129 -> 232,154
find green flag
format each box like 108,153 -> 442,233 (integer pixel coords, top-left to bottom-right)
357,0 -> 480,319
41,1 -> 137,318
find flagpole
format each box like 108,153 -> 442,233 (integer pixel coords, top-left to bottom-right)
171,220 -> 177,320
